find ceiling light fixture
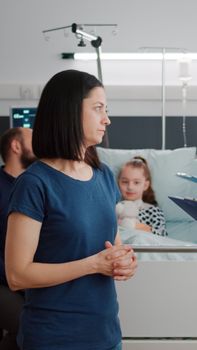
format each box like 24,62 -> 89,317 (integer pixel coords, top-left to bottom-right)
61,52 -> 197,60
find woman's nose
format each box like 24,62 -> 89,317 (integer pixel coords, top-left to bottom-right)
103,113 -> 111,126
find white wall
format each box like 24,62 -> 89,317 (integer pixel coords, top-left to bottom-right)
1,59 -> 197,116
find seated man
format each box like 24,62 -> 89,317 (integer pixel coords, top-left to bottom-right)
0,127 -> 36,349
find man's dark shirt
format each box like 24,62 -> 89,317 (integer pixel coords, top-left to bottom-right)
0,166 -> 15,285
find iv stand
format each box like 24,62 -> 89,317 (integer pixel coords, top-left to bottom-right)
140,47 -> 167,149
161,48 -> 166,150
43,23 -> 109,147
139,47 -> 189,149
181,83 -> 187,147
71,24 -> 103,83
71,24 -> 108,147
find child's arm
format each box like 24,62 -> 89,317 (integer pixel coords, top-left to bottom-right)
135,222 -> 152,232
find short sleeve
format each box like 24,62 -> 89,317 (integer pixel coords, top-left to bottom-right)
8,173 -> 45,222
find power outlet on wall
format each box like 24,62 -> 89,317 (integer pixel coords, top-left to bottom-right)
19,85 -> 39,100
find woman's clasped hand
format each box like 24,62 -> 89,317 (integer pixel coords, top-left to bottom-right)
93,242 -> 137,281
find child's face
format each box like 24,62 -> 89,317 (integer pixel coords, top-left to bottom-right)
118,165 -> 149,201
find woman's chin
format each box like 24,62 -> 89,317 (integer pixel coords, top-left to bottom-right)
95,136 -> 103,145
85,138 -> 102,147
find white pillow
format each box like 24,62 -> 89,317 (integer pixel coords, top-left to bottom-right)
148,148 -> 196,221
97,147 -> 152,179
97,147 -> 197,222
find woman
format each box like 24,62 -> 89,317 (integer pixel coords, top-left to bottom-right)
5,70 -> 137,350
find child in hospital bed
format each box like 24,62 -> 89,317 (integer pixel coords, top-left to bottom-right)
116,156 -> 167,236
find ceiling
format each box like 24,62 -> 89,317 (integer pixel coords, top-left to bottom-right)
1,0 -> 197,83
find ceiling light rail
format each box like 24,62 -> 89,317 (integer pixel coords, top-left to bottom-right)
61,52 -> 197,60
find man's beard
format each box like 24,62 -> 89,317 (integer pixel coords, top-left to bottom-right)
20,147 -> 37,169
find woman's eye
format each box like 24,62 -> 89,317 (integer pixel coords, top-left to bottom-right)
95,106 -> 102,111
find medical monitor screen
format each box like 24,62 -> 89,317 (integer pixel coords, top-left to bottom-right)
10,107 -> 37,128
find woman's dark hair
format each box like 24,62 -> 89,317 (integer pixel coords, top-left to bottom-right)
118,156 -> 157,205
32,70 -> 103,168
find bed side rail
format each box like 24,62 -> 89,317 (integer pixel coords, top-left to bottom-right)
132,245 -> 197,253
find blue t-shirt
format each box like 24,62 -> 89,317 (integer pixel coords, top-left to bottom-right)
8,160 -> 121,350
0,166 -> 15,284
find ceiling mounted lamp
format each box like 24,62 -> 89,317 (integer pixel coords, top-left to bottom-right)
61,52 -> 197,61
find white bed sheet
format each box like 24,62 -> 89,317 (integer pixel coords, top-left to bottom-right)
166,220 -> 197,243
119,225 -> 197,261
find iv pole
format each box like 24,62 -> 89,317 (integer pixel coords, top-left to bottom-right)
43,22 -> 113,148
71,23 -> 109,147
140,47 -> 167,149
179,58 -> 192,147
71,24 -> 103,83
161,48 -> 166,150
139,47 -> 189,149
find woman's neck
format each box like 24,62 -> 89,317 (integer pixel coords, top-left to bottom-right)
41,158 -> 93,181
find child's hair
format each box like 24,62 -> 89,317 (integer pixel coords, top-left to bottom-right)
118,156 -> 157,205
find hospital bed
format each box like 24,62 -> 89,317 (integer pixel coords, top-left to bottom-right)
97,146 -> 197,349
